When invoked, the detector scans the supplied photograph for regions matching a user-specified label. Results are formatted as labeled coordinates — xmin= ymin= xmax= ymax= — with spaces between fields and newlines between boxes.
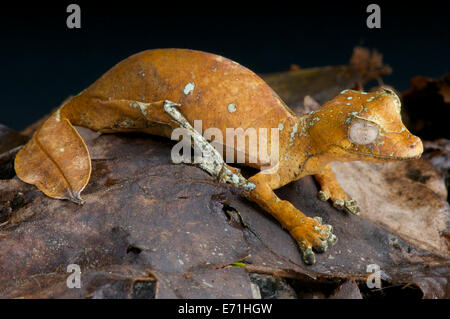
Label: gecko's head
xmin=307 ymin=88 xmax=423 ymax=162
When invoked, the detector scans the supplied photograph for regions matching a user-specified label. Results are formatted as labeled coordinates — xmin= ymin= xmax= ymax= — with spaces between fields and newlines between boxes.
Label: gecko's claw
xmin=328 ymin=233 xmax=338 ymax=245
xmin=313 ymin=216 xmax=323 ymax=224
xmin=302 ymin=248 xmax=316 ymax=265
xmin=332 ymin=199 xmax=345 ymax=210
xmin=317 ymin=190 xmax=330 ymax=202
xmin=344 ymin=199 xmax=360 ymax=216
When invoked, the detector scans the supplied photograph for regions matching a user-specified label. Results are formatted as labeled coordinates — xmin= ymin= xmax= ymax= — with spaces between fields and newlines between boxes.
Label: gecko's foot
xmin=318 ymin=190 xmax=360 ymax=216
xmin=290 ymin=217 xmax=338 ymax=265
xmin=333 ymin=198 xmax=360 ymax=216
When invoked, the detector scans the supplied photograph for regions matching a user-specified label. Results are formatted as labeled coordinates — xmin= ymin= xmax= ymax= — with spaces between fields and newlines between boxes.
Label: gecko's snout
xmin=398 ymin=135 xmax=423 ymax=159
xmin=411 ymin=137 xmax=424 ymax=155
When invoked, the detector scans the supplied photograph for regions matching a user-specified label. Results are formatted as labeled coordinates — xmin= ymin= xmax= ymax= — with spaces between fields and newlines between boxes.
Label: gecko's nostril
xmin=406 ymin=137 xmax=423 ymax=157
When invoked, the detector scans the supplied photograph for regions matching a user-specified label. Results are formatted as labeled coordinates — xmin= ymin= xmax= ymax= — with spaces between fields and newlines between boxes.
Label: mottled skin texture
xmin=14 ymin=49 xmax=423 ymax=264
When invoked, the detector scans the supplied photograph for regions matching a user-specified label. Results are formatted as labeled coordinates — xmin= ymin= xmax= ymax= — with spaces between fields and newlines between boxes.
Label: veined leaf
xmin=14 ymin=112 xmax=91 ymax=204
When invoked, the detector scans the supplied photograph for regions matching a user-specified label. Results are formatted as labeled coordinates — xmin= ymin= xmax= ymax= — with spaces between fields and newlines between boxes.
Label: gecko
xmin=14 ymin=49 xmax=423 ymax=264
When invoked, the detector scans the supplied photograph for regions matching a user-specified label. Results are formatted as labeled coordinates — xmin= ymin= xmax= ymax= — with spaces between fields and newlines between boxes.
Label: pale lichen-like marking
xmin=275 ymin=99 xmax=285 ymax=109
xmin=345 ymin=117 xmax=352 ymax=125
xmin=117 ymin=117 xmax=135 ymax=128
xmin=289 ymin=123 xmax=298 ymax=145
xmin=230 ymin=60 xmax=241 ymax=69
xmin=298 ymin=117 xmax=308 ymax=137
xmin=129 ymin=101 xmax=150 ymax=116
xmin=278 ymin=123 xmax=284 ymax=131
xmin=227 ymin=103 xmax=237 ymax=113
xmin=382 ymin=126 xmax=408 ymax=134
xmin=183 ymin=82 xmax=195 ymax=95
xmin=55 ymin=109 xmax=61 ymax=122
xmin=136 ymin=102 xmax=150 ymax=116
xmin=392 ymin=96 xmax=401 ymax=113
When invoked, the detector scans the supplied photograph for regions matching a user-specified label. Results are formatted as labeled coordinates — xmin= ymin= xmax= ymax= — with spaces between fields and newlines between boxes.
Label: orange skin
xmin=14 ymin=49 xmax=423 ymax=264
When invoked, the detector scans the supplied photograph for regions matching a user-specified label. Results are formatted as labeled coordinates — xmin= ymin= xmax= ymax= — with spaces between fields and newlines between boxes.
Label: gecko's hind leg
xmin=314 ymin=164 xmax=360 ymax=216
xmin=163 ymin=101 xmax=256 ymax=192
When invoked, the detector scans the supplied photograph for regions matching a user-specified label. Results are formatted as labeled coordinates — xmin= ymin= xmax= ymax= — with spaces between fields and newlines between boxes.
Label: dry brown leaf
xmin=349 ymin=46 xmax=392 ymax=84
xmin=15 ymin=114 xmax=91 ymax=204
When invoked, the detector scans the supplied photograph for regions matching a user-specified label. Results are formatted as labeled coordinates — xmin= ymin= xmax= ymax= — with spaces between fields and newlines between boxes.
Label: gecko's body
xmin=14 ymin=49 xmax=423 ymax=264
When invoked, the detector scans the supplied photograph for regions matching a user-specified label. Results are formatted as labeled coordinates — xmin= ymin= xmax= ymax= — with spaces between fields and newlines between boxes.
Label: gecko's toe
xmin=302 ymin=248 xmax=316 ymax=265
xmin=313 ymin=239 xmax=329 ymax=253
xmin=344 ymin=199 xmax=360 ymax=216
xmin=317 ymin=223 xmax=338 ymax=250
xmin=328 ymin=233 xmax=338 ymax=245
xmin=331 ymin=198 xmax=360 ymax=216
xmin=317 ymin=190 xmax=330 ymax=202
xmin=296 ymin=239 xmax=319 ymax=264
xmin=332 ymin=199 xmax=345 ymax=210
xmin=311 ymin=220 xmax=336 ymax=253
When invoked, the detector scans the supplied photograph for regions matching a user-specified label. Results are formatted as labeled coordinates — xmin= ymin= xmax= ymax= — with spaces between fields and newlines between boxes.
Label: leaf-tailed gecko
xmin=14 ymin=49 xmax=423 ymax=264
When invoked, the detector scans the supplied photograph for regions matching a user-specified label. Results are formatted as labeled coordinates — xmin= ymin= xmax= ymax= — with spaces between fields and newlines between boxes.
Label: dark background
xmin=1 ymin=1 xmax=449 ymax=131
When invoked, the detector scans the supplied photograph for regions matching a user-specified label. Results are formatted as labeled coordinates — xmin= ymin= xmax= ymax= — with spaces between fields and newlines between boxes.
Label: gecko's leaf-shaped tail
xmin=14 ymin=111 xmax=91 ymax=204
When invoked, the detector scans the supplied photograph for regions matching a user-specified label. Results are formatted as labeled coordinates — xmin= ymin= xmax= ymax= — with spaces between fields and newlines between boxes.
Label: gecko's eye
xmin=348 ymin=118 xmax=379 ymax=145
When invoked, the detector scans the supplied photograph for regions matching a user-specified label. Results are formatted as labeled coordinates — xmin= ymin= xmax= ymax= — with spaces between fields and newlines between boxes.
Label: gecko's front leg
xmin=248 ymin=172 xmax=337 ymax=264
xmin=162 ymin=103 xmax=336 ymax=264
xmin=314 ymin=164 xmax=360 ymax=215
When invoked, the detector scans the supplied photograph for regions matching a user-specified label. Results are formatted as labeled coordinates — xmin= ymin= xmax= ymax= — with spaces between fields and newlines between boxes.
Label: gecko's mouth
xmin=334 ymin=145 xmax=422 ymax=161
